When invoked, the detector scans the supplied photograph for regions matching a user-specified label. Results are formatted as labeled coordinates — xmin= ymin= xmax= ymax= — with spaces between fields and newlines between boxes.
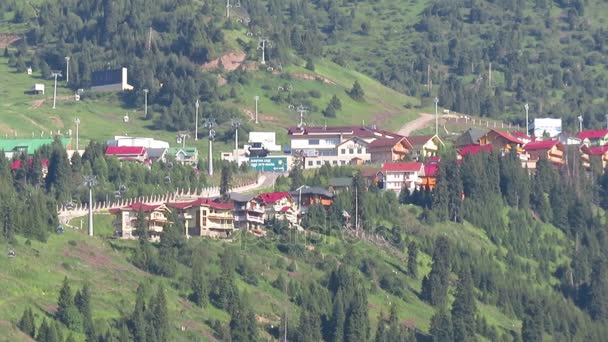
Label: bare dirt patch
xmin=0 ymin=34 xmax=20 ymax=48
xmin=242 ymin=108 xmax=279 ymax=123
xmin=48 ymin=116 xmax=64 ymax=128
xmin=292 ymin=72 xmax=335 ymax=85
xmin=202 ymin=52 xmax=247 ymax=71
xmin=30 ymin=99 xmax=45 ymax=109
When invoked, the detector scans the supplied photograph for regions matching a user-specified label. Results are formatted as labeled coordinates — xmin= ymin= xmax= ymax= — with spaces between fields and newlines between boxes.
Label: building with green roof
xmin=0 ymin=137 xmax=72 ymax=158
xmin=167 ymin=147 xmax=198 ymax=166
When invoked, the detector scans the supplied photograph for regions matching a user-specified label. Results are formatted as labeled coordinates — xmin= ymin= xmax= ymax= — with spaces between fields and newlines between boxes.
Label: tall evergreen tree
xmin=18 ymin=307 xmax=36 ymax=337
xmin=151 ymin=286 xmax=170 ymax=342
xmin=219 ymin=164 xmax=232 ymax=198
xmin=422 ymin=236 xmax=451 ymax=307
xmin=588 ymin=261 xmax=608 ymax=320
xmin=344 ymin=286 xmax=369 ymax=342
xmin=521 ymin=299 xmax=543 ymax=342
xmin=131 ymin=283 xmax=147 ymax=342
xmin=229 ymin=293 xmax=258 ymax=342
xmin=429 ymin=309 xmax=454 ymax=342
xmin=407 ymin=241 xmax=418 ymax=278
xmin=451 ymin=268 xmax=477 ymax=342
xmin=191 ymin=253 xmax=209 ymax=307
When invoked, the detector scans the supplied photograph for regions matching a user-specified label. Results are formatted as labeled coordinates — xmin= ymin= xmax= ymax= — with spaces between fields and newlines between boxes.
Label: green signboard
xmin=249 ymin=157 xmax=288 ymax=172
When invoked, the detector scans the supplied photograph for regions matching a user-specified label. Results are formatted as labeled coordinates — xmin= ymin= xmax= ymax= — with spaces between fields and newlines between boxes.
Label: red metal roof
xmin=127 ymin=202 xmax=164 ymax=212
xmin=368 ymin=136 xmax=411 ymax=149
xmin=258 ymin=192 xmax=291 ymax=204
xmin=576 ymin=130 xmax=608 ymax=140
xmin=424 ymin=163 xmax=439 ymax=177
xmin=11 ymin=158 xmax=49 ymax=171
xmin=523 ymin=140 xmax=560 ymax=151
xmin=490 ymin=129 xmax=523 ymax=144
xmin=105 ymin=146 xmax=146 ymax=155
xmin=167 ymin=198 xmax=234 ymax=210
xmin=583 ymin=145 xmax=608 ymax=156
xmin=405 ymin=135 xmax=434 ymax=146
xmin=458 ymin=144 xmax=493 ymax=156
xmin=382 ymin=162 xmax=424 ymax=172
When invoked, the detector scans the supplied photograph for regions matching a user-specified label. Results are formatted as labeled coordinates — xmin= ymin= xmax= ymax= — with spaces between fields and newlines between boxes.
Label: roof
xmin=168 ymin=147 xmax=197 ymax=157
xmin=360 ymin=168 xmax=381 ymax=178
xmin=105 ymin=146 xmax=146 ymax=155
xmin=257 ymin=192 xmax=291 ymax=204
xmin=287 ymin=126 xmax=400 ymax=140
xmin=147 ymin=147 xmax=167 ymax=159
xmin=167 ymin=198 xmax=234 ymax=210
xmin=511 ymin=132 xmax=535 ymax=140
xmin=229 ymin=192 xmax=256 ymax=202
xmin=114 ymin=202 xmax=166 ymax=213
xmin=381 ymin=162 xmax=424 ymax=173
xmin=11 ymin=158 xmax=49 ymax=171
xmin=582 ymin=145 xmax=608 ymax=156
xmin=459 ymin=144 xmax=493 ymax=156
xmin=280 ymin=206 xmax=292 ymax=212
xmin=424 ymin=163 xmax=439 ymax=177
xmin=0 ymin=138 xmax=72 ymax=154
xmin=291 ymin=187 xmax=334 ymax=198
xmin=523 ymin=140 xmax=561 ymax=151
xmin=488 ymin=129 xmax=523 ymax=144
xmin=368 ymin=136 xmax=411 ymax=149
xmin=405 ymin=135 xmax=435 ymax=146
xmin=329 ymin=177 xmax=353 ymax=187
xmin=91 ymin=68 xmax=124 ymax=87
xmin=576 ymin=130 xmax=608 ymax=140
xmin=455 ymin=128 xmax=489 ymax=147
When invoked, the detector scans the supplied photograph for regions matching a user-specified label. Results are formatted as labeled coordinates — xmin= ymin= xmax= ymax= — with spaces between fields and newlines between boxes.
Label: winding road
xmin=398 ymin=113 xmax=435 ymax=136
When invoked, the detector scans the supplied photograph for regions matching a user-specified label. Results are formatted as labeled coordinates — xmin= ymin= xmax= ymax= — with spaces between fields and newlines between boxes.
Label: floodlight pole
xmin=204 ymin=118 xmax=217 ymax=176
xmin=231 ymin=118 xmax=241 ymax=160
xmin=51 ymin=71 xmax=62 ymax=109
xmin=65 ymin=57 xmax=70 ymax=84
xmin=226 ymin=0 xmax=232 ymax=18
xmin=84 ymin=176 xmax=97 ymax=237
xmin=605 ymin=114 xmax=608 ymax=130
xmin=258 ymin=39 xmax=268 ymax=65
xmin=578 ymin=116 xmax=583 ymax=133
xmin=143 ymin=88 xmax=149 ymax=118
xmin=434 ymin=97 xmax=439 ymax=137
xmin=195 ymin=99 xmax=199 ymax=140
xmin=75 ymin=118 xmax=80 ymax=150
xmin=255 ymin=96 xmax=260 ymax=124
xmin=524 ymin=103 xmax=529 ymax=136
xmin=296 ymin=105 xmax=308 ymax=128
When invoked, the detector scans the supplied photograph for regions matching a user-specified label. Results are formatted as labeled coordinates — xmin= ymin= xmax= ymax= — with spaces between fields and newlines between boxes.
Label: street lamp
xmin=143 ymin=88 xmax=149 ymax=118
xmin=195 ymin=99 xmax=200 ymax=141
xmin=204 ymin=118 xmax=217 ymax=176
xmin=65 ymin=57 xmax=70 ymax=84
xmin=434 ymin=97 xmax=439 ymax=137
xmin=74 ymin=118 xmax=80 ymax=150
xmin=524 ymin=103 xmax=529 ymax=136
xmin=84 ymin=175 xmax=98 ymax=237
xmin=255 ymin=96 xmax=260 ymax=124
xmin=51 ymin=71 xmax=62 ymax=109
xmin=231 ymin=118 xmax=241 ymax=160
xmin=578 ymin=115 xmax=583 ymax=133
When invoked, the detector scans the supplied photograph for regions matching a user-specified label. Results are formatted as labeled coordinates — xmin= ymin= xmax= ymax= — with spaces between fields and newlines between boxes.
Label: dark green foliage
xmin=348 ymin=81 xmax=365 ymax=101
xmin=422 ymin=236 xmax=451 ymax=307
xmin=305 ymin=57 xmax=315 ymax=71
xmin=18 ymin=307 xmax=36 ymax=337
xmin=220 ymin=164 xmax=232 ymax=198
xmin=521 ymin=299 xmax=543 ymax=342
xmin=323 ymin=95 xmax=342 ymax=117
xmin=451 ymin=269 xmax=477 ymax=342
xmin=190 ymin=253 xmax=209 ymax=307
xmin=430 ymin=309 xmax=453 ymax=342
xmin=587 ymin=261 xmax=608 ymax=320
xmin=151 ymin=286 xmax=170 ymax=342
xmin=229 ymin=293 xmax=258 ymax=342
xmin=56 ymin=277 xmax=83 ymax=331
xmin=407 ymin=241 xmax=418 ymax=278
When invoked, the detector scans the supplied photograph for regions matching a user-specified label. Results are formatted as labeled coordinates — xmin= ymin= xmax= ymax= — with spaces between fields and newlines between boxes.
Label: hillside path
xmin=398 ymin=113 xmax=434 ymax=136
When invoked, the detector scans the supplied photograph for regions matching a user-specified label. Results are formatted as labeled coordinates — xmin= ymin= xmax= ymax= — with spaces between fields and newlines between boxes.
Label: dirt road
xmin=398 ymin=113 xmax=434 ymax=136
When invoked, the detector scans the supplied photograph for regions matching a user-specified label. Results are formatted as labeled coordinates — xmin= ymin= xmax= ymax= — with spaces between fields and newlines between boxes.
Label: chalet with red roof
xmin=378 ymin=162 xmax=425 ymax=193
xmin=110 ymin=203 xmax=170 ymax=241
xmin=257 ymin=191 xmax=298 ymax=226
xmin=105 ymin=146 xmax=148 ymax=163
xmin=404 ymin=135 xmax=443 ymax=160
xmin=422 ymin=157 xmax=440 ymax=190
xmin=11 ymin=158 xmax=49 ymax=178
xmin=576 ymin=130 xmax=608 ymax=147
xmin=457 ymin=144 xmax=493 ymax=163
xmin=368 ymin=136 xmax=411 ymax=163
xmin=580 ymin=145 xmax=608 ymax=169
xmin=479 ymin=129 xmax=524 ymax=152
xmin=522 ymin=140 xmax=566 ymax=169
xmin=166 ymin=198 xmax=234 ymax=238
xmin=230 ymin=193 xmax=266 ymax=235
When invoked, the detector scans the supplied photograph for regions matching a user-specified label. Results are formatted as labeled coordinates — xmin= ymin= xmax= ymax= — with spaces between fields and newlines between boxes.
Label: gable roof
xmin=523 ymin=140 xmax=561 ymax=151
xmin=229 ymin=192 xmax=256 ymax=202
xmin=167 ymin=198 xmax=234 ymax=210
xmin=11 ymin=158 xmax=49 ymax=171
xmin=382 ymin=162 xmax=424 ymax=173
xmin=582 ymin=145 xmax=608 ymax=156
xmin=576 ymin=130 xmax=608 ymax=140
xmin=368 ymin=136 xmax=411 ymax=149
xmin=424 ymin=163 xmax=439 ymax=177
xmin=0 ymin=138 xmax=72 ymax=154
xmin=404 ymin=135 xmax=440 ymax=147
xmin=360 ymin=167 xmax=381 ymax=178
xmin=336 ymin=136 xmax=369 ymax=147
xmin=257 ymin=192 xmax=291 ymax=204
xmin=168 ymin=147 xmax=197 ymax=157
xmin=458 ymin=144 xmax=493 ymax=156
xmin=488 ymin=129 xmax=524 ymax=144
xmin=105 ymin=146 xmax=146 ymax=155
xmin=291 ymin=187 xmax=334 ymax=198
xmin=455 ymin=128 xmax=489 ymax=147
xmin=114 ymin=202 xmax=167 ymax=213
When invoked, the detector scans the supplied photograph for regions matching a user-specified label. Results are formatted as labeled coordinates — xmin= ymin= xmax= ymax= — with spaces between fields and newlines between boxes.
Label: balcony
xmin=247 ymin=206 xmax=265 ymax=214
xmin=234 ymin=214 xmax=264 ymax=224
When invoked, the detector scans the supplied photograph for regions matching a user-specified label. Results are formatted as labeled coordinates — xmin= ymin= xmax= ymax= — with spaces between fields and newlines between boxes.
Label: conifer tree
xmin=57 ymin=277 xmax=82 ymax=330
xmin=18 ymin=307 xmax=36 ymax=337
xmin=588 ymin=261 xmax=608 ymax=320
xmin=430 ymin=309 xmax=453 ymax=342
xmin=131 ymin=284 xmax=147 ymax=342
xmin=348 ymin=80 xmax=365 ymax=100
xmin=521 ymin=299 xmax=543 ymax=342
xmin=422 ymin=236 xmax=451 ymax=306
xmin=329 ymin=289 xmax=346 ymax=342
xmin=345 ymin=286 xmax=369 ymax=342
xmin=229 ymin=293 xmax=258 ymax=342
xmin=219 ymin=164 xmax=232 ymax=198
xmin=191 ymin=253 xmax=209 ymax=307
xmin=151 ymin=286 xmax=170 ymax=342
xmin=451 ymin=268 xmax=477 ymax=342
xmin=407 ymin=241 xmax=418 ymax=278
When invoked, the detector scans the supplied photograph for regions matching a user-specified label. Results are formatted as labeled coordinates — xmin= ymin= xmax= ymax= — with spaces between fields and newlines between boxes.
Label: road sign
xmin=249 ymin=157 xmax=288 ymax=172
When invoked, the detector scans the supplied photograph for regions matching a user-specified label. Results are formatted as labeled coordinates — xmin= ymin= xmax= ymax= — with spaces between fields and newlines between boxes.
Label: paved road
xmin=398 ymin=113 xmax=435 ymax=136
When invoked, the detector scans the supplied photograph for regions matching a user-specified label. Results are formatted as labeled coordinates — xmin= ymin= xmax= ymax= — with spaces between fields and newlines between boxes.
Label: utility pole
xmin=65 ymin=57 xmax=70 ymax=84
xmin=258 ymin=38 xmax=269 ymax=65
xmin=231 ymin=118 xmax=241 ymax=161
xmin=578 ymin=115 xmax=583 ymax=133
xmin=84 ymin=176 xmax=97 ymax=237
xmin=488 ymin=62 xmax=492 ymax=87
xmin=254 ymin=96 xmax=260 ymax=124
xmin=605 ymin=114 xmax=608 ymax=130
xmin=51 ymin=71 xmax=62 ymax=109
xmin=524 ymin=103 xmax=529 ymax=136
xmin=226 ymin=0 xmax=232 ymax=18
xmin=296 ymin=105 xmax=308 ymax=128
xmin=143 ymin=88 xmax=149 ymax=119
xmin=74 ymin=118 xmax=80 ymax=151
xmin=195 ymin=99 xmax=200 ymax=140
xmin=204 ymin=117 xmax=217 ymax=176
xmin=434 ymin=97 xmax=439 ymax=137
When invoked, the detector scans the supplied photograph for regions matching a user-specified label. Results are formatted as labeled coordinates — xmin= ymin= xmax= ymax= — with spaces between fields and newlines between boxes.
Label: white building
xmin=246 ymin=132 xmax=282 ymax=152
xmin=378 ymin=162 xmax=425 ymax=193
xmin=107 ymin=136 xmax=170 ymax=149
xmin=531 ymin=118 xmax=562 ymax=138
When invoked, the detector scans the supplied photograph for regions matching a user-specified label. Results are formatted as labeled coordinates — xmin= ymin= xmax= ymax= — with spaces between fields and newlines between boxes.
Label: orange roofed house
xmin=422 ymin=157 xmax=440 ymax=190
xmin=378 ymin=162 xmax=425 ymax=193
xmin=110 ymin=203 xmax=170 ymax=241
xmin=166 ymin=198 xmax=234 ymax=238
xmin=479 ymin=129 xmax=524 ymax=153
xmin=580 ymin=145 xmax=608 ymax=170
xmin=522 ymin=140 xmax=566 ymax=170
xmin=368 ymin=136 xmax=411 ymax=164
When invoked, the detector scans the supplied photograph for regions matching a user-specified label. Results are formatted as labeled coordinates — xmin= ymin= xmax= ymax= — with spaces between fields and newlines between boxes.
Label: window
xmin=340 ymin=161 xmax=346 ymax=165
xmin=357 ymin=148 xmax=362 ymax=154
xmin=316 ymin=160 xmax=321 ymax=165
xmin=308 ymin=161 xmax=313 ymax=166
xmin=309 ymin=139 xmax=320 ymax=145
xmin=341 ymin=148 xmax=346 ymax=154
xmin=332 ymin=160 xmax=338 ymax=165
xmin=349 ymin=148 xmax=354 ymax=154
